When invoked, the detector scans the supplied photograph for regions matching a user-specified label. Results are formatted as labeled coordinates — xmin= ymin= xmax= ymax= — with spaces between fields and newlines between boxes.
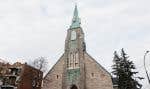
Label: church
xmin=42 ymin=5 xmax=114 ymax=89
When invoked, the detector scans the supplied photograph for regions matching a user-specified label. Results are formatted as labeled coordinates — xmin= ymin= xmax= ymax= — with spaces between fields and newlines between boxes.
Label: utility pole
xmin=144 ymin=51 xmax=150 ymax=84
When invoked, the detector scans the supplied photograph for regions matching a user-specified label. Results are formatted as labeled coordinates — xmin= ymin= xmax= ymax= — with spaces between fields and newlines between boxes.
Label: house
xmin=0 ymin=62 xmax=43 ymax=89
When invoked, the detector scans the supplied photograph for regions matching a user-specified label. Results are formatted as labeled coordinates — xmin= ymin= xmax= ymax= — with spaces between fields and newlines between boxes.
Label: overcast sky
xmin=0 ymin=0 xmax=150 ymax=88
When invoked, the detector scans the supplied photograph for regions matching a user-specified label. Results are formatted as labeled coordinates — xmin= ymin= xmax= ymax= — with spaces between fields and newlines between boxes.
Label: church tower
xmin=42 ymin=5 xmax=114 ymax=89
xmin=62 ymin=5 xmax=86 ymax=89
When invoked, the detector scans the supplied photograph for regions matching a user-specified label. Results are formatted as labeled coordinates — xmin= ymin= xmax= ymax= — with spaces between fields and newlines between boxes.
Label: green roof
xmin=70 ymin=5 xmax=81 ymax=29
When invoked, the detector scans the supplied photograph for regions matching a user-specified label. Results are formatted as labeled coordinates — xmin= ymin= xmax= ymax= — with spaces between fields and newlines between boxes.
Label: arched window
xmin=71 ymin=85 xmax=78 ymax=89
xmin=75 ymin=52 xmax=79 ymax=67
xmin=56 ymin=75 xmax=59 ymax=79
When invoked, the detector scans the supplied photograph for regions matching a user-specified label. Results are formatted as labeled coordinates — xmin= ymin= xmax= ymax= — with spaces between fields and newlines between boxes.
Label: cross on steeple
xmin=70 ymin=4 xmax=81 ymax=29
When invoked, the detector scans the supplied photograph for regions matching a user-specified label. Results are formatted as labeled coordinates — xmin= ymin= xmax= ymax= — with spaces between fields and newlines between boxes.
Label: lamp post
xmin=144 ymin=51 xmax=150 ymax=84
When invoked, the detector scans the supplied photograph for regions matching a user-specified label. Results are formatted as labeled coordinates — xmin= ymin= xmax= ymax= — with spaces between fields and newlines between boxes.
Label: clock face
xmin=71 ymin=31 xmax=77 ymax=40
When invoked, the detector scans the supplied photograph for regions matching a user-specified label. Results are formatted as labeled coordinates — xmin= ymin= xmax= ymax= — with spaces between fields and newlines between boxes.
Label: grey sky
xmin=0 ymin=0 xmax=150 ymax=88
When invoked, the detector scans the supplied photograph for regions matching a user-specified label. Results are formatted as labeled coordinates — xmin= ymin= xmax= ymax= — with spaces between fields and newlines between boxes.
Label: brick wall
xmin=18 ymin=64 xmax=43 ymax=89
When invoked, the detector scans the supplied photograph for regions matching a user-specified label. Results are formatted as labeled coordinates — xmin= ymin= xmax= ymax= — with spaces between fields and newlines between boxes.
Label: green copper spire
xmin=70 ymin=5 xmax=81 ymax=29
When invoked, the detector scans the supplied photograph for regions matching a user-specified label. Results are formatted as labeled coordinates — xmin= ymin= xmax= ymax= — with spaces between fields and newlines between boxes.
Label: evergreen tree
xmin=112 ymin=48 xmax=143 ymax=89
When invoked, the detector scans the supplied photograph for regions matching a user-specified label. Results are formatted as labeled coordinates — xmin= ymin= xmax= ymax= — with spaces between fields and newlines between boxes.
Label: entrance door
xmin=71 ymin=85 xmax=78 ymax=89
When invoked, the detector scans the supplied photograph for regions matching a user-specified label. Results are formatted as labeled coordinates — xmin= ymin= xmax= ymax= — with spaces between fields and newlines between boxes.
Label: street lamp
xmin=144 ymin=51 xmax=150 ymax=84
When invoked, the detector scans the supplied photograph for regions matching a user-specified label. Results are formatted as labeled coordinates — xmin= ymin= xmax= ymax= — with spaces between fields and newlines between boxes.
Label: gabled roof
xmin=85 ymin=52 xmax=112 ymax=77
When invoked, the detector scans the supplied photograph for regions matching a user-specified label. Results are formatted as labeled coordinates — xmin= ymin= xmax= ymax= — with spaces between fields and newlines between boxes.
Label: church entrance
xmin=70 ymin=85 xmax=78 ymax=89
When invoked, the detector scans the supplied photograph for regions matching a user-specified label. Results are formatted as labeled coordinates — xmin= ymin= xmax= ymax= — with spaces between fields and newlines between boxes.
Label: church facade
xmin=42 ymin=5 xmax=114 ymax=89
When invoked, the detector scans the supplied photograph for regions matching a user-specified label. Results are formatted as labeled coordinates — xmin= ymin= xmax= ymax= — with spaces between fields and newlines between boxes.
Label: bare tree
xmin=32 ymin=57 xmax=48 ymax=73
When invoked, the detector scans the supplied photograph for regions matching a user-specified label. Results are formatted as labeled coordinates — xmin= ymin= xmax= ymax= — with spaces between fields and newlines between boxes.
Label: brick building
xmin=42 ymin=5 xmax=114 ymax=89
xmin=0 ymin=62 xmax=43 ymax=89
xmin=0 ymin=61 xmax=11 ymax=86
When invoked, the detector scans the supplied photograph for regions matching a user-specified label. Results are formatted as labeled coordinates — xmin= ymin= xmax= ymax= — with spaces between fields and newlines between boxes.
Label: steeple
xmin=70 ymin=5 xmax=81 ymax=29
xmin=65 ymin=4 xmax=86 ymax=53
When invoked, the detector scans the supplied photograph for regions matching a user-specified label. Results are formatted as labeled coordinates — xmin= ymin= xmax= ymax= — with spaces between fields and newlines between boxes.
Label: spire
xmin=70 ymin=4 xmax=81 ymax=29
